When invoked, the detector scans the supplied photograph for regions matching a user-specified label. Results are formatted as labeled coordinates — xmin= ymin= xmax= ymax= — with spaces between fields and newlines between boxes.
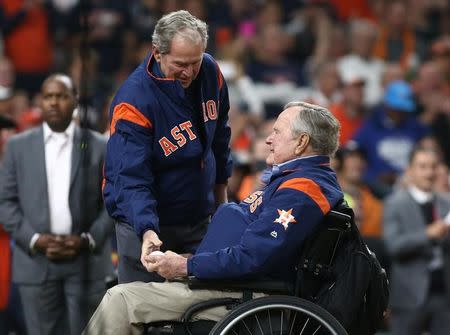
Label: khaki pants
xmin=82 ymin=281 xmax=265 ymax=335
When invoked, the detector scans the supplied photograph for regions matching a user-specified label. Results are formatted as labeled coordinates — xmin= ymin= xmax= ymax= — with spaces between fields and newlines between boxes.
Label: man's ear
xmin=295 ymin=133 xmax=310 ymax=155
xmin=152 ymin=46 xmax=161 ymax=63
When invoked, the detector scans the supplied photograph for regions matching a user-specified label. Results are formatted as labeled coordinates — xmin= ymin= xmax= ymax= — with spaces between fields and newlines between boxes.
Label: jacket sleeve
xmin=187 ymin=187 xmax=327 ymax=279
xmin=382 ymin=194 xmax=430 ymax=259
xmin=212 ymin=66 xmax=232 ymax=184
xmin=87 ymin=136 xmax=115 ymax=252
xmin=0 ymin=138 xmax=36 ymax=251
xmin=103 ymin=102 xmax=158 ymax=238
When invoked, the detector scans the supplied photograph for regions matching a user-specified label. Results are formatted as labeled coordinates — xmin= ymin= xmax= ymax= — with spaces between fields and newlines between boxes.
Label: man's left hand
xmin=64 ymin=235 xmax=89 ymax=253
xmin=144 ymin=251 xmax=188 ymax=280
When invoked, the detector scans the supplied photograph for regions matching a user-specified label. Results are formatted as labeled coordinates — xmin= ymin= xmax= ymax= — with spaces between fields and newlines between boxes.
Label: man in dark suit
xmin=383 ymin=146 xmax=450 ymax=335
xmin=0 ymin=74 xmax=114 ymax=335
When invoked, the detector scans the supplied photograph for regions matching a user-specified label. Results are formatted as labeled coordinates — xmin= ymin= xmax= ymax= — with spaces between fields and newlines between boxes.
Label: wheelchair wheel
xmin=209 ymin=296 xmax=348 ymax=335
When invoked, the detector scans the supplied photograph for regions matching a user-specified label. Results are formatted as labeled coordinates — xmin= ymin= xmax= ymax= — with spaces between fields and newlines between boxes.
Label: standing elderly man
xmin=0 ymin=74 xmax=114 ymax=335
xmin=83 ymin=102 xmax=343 ymax=335
xmin=103 ymin=10 xmax=233 ymax=284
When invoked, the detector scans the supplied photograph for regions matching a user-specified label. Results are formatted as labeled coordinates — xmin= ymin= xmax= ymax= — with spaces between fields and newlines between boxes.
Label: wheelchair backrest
xmin=294 ymin=202 xmax=353 ymax=296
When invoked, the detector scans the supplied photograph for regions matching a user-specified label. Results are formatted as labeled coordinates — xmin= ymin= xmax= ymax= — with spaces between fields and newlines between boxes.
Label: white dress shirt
xmin=30 ymin=122 xmax=75 ymax=250
xmin=44 ymin=121 xmax=74 ymax=235
xmin=408 ymin=185 xmax=443 ymax=270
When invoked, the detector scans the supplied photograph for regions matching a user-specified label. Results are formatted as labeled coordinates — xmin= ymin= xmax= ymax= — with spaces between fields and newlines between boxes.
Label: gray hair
xmin=152 ymin=10 xmax=208 ymax=54
xmin=284 ymin=101 xmax=340 ymax=156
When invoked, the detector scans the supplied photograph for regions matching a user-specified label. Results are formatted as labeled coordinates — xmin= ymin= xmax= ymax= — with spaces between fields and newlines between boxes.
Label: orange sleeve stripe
xmin=215 ymin=63 xmax=223 ymax=90
xmin=110 ymin=103 xmax=152 ymax=135
xmin=278 ymin=178 xmax=331 ymax=214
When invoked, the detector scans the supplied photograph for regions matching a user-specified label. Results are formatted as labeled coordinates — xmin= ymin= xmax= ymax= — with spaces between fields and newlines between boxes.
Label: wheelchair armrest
xmin=185 ymin=276 xmax=294 ymax=295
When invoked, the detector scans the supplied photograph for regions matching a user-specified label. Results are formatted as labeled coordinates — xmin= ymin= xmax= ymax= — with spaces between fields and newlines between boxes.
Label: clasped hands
xmin=35 ymin=234 xmax=89 ymax=261
xmin=140 ymin=230 xmax=188 ymax=280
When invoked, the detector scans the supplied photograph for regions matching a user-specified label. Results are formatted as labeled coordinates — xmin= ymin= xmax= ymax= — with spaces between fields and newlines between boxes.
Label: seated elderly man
xmin=83 ymin=101 xmax=343 ymax=335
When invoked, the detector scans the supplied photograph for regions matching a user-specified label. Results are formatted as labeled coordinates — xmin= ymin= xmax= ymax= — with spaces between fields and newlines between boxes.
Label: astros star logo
xmin=274 ymin=209 xmax=296 ymax=230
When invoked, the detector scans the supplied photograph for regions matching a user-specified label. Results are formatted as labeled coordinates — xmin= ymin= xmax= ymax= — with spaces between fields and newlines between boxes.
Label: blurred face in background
xmin=259 ymin=24 xmax=288 ymax=61
xmin=351 ymin=23 xmax=377 ymax=59
xmin=317 ymin=63 xmax=340 ymax=98
xmin=342 ymin=81 xmax=365 ymax=111
xmin=408 ymin=150 xmax=439 ymax=192
xmin=386 ymin=2 xmax=407 ymax=31
xmin=340 ymin=152 xmax=367 ymax=184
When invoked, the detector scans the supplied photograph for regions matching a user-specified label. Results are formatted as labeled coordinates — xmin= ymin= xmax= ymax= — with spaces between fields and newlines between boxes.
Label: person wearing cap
xmin=352 ymin=80 xmax=429 ymax=196
xmin=329 ymin=70 xmax=366 ymax=145
xmin=337 ymin=19 xmax=385 ymax=108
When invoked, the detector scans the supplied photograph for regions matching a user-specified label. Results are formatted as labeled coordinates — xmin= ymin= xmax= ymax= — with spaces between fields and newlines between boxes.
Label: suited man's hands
xmin=35 ymin=234 xmax=89 ymax=260
xmin=426 ymin=220 xmax=450 ymax=240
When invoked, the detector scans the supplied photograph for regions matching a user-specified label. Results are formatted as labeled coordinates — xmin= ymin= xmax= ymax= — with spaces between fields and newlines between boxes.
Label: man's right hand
xmin=426 ymin=220 xmax=450 ymax=240
xmin=140 ymin=230 xmax=163 ymax=271
xmin=35 ymin=235 xmax=78 ymax=261
xmin=34 ymin=234 xmax=59 ymax=254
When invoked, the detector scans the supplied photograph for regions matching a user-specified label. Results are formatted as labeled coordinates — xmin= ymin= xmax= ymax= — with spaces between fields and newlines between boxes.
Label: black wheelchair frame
xmin=145 ymin=207 xmax=353 ymax=335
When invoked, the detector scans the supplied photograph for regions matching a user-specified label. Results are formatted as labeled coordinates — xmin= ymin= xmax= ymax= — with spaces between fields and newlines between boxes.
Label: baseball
xmin=150 ymin=251 xmax=165 ymax=256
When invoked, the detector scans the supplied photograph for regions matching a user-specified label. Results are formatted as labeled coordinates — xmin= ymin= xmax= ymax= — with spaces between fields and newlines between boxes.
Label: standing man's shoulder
xmin=202 ymin=53 xmax=218 ymax=67
xmin=5 ymin=126 xmax=42 ymax=149
xmin=384 ymin=188 xmax=410 ymax=206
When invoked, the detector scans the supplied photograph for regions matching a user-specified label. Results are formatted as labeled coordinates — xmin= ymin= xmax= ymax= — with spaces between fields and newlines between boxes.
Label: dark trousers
xmin=116 ymin=218 xmax=209 ymax=284
xmin=390 ymin=294 xmax=450 ymax=335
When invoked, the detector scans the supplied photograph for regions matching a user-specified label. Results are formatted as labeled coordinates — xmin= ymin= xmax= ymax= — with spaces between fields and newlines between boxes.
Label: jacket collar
xmin=261 ymin=155 xmax=331 ymax=184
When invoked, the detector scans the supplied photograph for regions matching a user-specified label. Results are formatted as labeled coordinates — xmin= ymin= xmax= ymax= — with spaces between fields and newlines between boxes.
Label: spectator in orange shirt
xmin=0 ymin=0 xmax=53 ymax=97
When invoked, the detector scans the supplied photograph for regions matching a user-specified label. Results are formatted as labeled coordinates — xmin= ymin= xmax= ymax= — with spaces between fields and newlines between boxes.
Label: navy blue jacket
xmin=188 ymin=156 xmax=343 ymax=282
xmin=352 ymin=106 xmax=429 ymax=183
xmin=103 ymin=53 xmax=232 ymax=238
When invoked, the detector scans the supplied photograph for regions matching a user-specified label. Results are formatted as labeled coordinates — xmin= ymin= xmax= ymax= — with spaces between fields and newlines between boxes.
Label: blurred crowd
xmin=1 ymin=0 xmax=450 ymax=334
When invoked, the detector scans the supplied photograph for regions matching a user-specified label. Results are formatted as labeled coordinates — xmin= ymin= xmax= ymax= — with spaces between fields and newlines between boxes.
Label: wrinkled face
xmin=155 ymin=32 xmax=204 ymax=88
xmin=41 ymin=78 xmax=76 ymax=132
xmin=265 ymin=107 xmax=300 ymax=165
xmin=408 ymin=151 xmax=438 ymax=192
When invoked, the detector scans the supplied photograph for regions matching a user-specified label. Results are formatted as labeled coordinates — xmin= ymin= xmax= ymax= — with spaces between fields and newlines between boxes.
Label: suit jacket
xmin=383 ymin=189 xmax=450 ymax=309
xmin=0 ymin=125 xmax=114 ymax=284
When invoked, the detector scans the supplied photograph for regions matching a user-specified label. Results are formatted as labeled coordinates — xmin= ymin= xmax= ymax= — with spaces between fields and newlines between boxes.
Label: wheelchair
xmin=145 ymin=208 xmax=353 ymax=335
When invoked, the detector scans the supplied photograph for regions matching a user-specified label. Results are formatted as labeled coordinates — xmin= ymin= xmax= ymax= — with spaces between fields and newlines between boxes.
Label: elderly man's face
xmin=265 ymin=107 xmax=300 ymax=165
xmin=155 ymin=32 xmax=204 ymax=89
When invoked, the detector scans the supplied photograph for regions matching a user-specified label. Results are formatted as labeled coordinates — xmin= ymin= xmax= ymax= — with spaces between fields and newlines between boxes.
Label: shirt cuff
xmin=30 ymin=233 xmax=40 ymax=253
xmin=81 ymin=232 xmax=96 ymax=251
